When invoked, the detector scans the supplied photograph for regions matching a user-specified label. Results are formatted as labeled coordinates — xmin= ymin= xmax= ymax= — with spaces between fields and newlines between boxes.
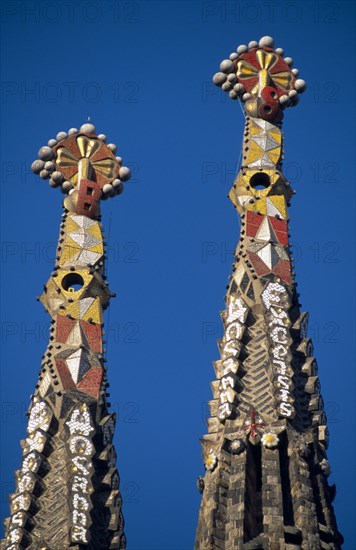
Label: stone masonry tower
xmin=195 ymin=37 xmax=343 ymax=550
xmin=2 ymin=123 xmax=131 ymax=549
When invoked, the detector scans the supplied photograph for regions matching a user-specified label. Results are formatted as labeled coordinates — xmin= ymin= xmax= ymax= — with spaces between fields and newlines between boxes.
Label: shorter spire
xmin=31 ymin=123 xmax=132 ymax=213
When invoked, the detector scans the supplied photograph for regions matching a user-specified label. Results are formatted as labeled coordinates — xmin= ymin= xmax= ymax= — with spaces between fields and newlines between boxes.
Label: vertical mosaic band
xmin=2 ymin=123 xmax=131 ymax=549
xmin=195 ymin=37 xmax=343 ymax=550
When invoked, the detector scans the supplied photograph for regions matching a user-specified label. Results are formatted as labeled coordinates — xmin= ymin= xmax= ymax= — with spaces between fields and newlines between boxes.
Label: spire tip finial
xmin=31 ymin=124 xmax=132 ymax=203
xmin=213 ymin=36 xmax=306 ymax=121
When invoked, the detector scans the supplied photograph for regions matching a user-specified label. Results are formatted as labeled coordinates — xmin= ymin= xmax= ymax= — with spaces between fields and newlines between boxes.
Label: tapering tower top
xmin=3 ymin=122 xmax=131 ymax=548
xmin=31 ymin=122 xmax=131 ymax=218
xmin=213 ymin=36 xmax=306 ymax=123
xmin=195 ymin=36 xmax=342 ymax=550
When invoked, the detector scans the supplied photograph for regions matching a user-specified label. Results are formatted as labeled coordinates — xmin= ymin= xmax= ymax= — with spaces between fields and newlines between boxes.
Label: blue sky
xmin=0 ymin=1 xmax=355 ymax=548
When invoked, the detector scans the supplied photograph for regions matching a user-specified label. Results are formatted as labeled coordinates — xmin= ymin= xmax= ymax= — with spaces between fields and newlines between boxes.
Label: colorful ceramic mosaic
xmin=196 ymin=37 xmax=343 ymax=550
xmin=2 ymin=123 xmax=130 ymax=549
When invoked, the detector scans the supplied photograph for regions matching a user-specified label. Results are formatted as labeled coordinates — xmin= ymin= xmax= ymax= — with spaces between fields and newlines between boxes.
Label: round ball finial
xmin=295 ymin=79 xmax=306 ymax=92
xmin=119 ymin=167 xmax=131 ymax=182
xmin=102 ymin=184 xmax=114 ymax=197
xmin=51 ymin=171 xmax=64 ymax=184
xmin=62 ymin=181 xmax=73 ymax=192
xmin=38 ymin=146 xmax=54 ymax=161
xmin=220 ymin=59 xmax=235 ymax=74
xmin=213 ymin=72 xmax=227 ymax=86
xmin=222 ymin=81 xmax=232 ymax=92
xmin=40 ymin=169 xmax=50 ymax=179
xmin=44 ymin=161 xmax=55 ymax=172
xmin=107 ymin=143 xmax=118 ymax=154
xmin=233 ymin=83 xmax=245 ymax=95
xmin=279 ymin=95 xmax=290 ymax=106
xmin=56 ymin=131 xmax=67 ymax=142
xmin=259 ymin=36 xmax=274 ymax=48
xmin=236 ymin=44 xmax=248 ymax=55
xmin=31 ymin=160 xmax=45 ymax=174
xmin=80 ymin=123 xmax=96 ymax=135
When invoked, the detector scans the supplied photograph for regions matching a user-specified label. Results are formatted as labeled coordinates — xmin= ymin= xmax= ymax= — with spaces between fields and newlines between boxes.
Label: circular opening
xmin=61 ymin=273 xmax=85 ymax=292
xmin=250 ymin=172 xmax=271 ymax=190
xmin=263 ymin=104 xmax=272 ymax=113
xmin=270 ymin=91 xmax=277 ymax=99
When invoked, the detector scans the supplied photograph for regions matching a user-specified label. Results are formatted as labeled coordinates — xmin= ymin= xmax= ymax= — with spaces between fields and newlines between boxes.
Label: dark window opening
xmin=279 ymin=432 xmax=294 ymax=526
xmin=84 ymin=202 xmax=91 ymax=211
xmin=319 ymin=527 xmax=334 ymax=543
xmin=86 ymin=187 xmax=94 ymax=196
xmin=61 ymin=273 xmax=85 ymax=292
xmin=284 ymin=527 xmax=302 ymax=544
xmin=244 ymin=442 xmax=263 ymax=542
xmin=250 ymin=172 xmax=271 ymax=190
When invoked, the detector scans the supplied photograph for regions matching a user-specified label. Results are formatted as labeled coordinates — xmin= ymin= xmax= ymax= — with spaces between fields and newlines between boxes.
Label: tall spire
xmin=195 ymin=37 xmax=343 ymax=549
xmin=2 ymin=123 xmax=131 ymax=549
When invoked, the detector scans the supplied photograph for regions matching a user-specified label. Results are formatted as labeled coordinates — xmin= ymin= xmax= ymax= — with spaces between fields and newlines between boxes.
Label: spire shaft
xmin=196 ymin=37 xmax=342 ymax=550
xmin=2 ymin=124 xmax=131 ymax=549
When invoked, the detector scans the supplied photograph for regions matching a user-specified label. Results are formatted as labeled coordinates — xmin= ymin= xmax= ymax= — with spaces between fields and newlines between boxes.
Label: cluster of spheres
xmin=213 ymin=36 xmax=306 ymax=107
xmin=31 ymin=123 xmax=131 ymax=199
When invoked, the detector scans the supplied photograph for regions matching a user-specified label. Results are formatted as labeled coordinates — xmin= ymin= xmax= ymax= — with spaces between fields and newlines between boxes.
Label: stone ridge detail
xmin=195 ymin=37 xmax=343 ymax=550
